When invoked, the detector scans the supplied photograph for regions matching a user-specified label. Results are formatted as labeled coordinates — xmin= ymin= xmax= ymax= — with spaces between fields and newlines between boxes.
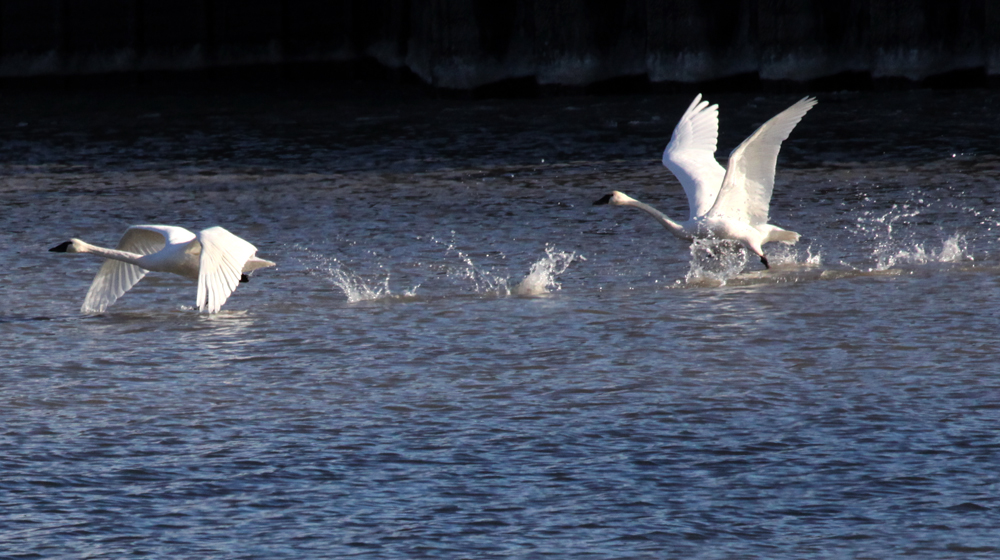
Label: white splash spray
xmin=293 ymin=244 xmax=416 ymax=302
xmin=428 ymin=234 xmax=582 ymax=297
xmin=805 ymin=246 xmax=823 ymax=266
xmin=852 ymin=203 xmax=970 ymax=270
xmin=684 ymin=238 xmax=750 ymax=286
xmin=874 ymin=233 xmax=970 ymax=269
xmin=322 ymin=258 xmax=393 ymax=302
xmin=514 ymin=246 xmax=583 ymax=296
xmin=682 ymin=237 xmax=821 ymax=286
xmin=431 ymin=233 xmax=512 ymax=295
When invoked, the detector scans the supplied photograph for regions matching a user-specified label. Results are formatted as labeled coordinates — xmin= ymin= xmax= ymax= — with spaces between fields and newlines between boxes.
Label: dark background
xmin=0 ymin=0 xmax=995 ymax=93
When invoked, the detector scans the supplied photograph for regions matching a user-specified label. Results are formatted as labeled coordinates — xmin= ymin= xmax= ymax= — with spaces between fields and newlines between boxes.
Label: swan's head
xmin=49 ymin=239 xmax=85 ymax=253
xmin=593 ymin=191 xmax=635 ymax=206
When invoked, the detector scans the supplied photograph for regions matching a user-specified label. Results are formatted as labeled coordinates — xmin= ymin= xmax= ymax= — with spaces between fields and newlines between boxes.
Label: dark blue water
xmin=1 ymin=87 xmax=999 ymax=558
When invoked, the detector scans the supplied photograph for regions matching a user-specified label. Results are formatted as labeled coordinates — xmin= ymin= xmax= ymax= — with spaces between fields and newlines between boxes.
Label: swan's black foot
xmin=240 ymin=274 xmax=250 ymax=283
xmin=760 ymin=255 xmax=770 ymax=269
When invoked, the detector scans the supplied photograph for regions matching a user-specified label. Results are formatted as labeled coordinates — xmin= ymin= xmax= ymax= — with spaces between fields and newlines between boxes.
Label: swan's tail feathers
xmin=239 ymin=258 xmax=273 ymax=284
xmin=243 ymin=256 xmax=275 ymax=273
xmin=772 ymin=229 xmax=801 ymax=245
xmin=758 ymin=224 xmax=801 ymax=245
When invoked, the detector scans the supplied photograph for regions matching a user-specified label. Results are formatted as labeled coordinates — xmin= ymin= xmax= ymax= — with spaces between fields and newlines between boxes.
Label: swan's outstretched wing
xmin=81 ymin=226 xmax=190 ymax=313
xmin=708 ymin=97 xmax=817 ymax=226
xmin=662 ymin=94 xmax=727 ymax=219
xmin=194 ymin=226 xmax=259 ymax=313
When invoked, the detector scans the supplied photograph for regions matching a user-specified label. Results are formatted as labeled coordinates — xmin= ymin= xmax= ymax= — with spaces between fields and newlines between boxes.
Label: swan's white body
xmin=595 ymin=94 xmax=816 ymax=268
xmin=50 ymin=225 xmax=275 ymax=314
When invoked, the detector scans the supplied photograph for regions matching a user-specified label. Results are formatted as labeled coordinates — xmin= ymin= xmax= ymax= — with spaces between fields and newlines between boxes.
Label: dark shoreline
xmin=0 ymin=1 xmax=995 ymax=95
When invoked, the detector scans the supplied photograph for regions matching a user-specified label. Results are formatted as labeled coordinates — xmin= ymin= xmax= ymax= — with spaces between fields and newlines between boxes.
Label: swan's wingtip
xmin=687 ymin=93 xmax=717 ymax=113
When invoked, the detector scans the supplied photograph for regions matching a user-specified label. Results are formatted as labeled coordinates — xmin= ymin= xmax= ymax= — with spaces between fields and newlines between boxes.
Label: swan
xmin=594 ymin=94 xmax=816 ymax=269
xmin=49 ymin=225 xmax=275 ymax=314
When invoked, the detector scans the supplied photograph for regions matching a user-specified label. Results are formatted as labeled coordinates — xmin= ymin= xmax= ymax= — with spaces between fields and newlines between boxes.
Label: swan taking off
xmin=49 ymin=225 xmax=275 ymax=314
xmin=595 ymin=94 xmax=816 ymax=269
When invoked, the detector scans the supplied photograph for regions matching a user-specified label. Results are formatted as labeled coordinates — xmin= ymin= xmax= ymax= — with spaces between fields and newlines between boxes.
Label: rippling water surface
xmin=2 ymin=86 xmax=1000 ymax=558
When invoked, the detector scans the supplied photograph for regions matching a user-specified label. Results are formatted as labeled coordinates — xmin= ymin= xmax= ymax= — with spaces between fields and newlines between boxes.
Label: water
xmin=2 ymin=86 xmax=1000 ymax=558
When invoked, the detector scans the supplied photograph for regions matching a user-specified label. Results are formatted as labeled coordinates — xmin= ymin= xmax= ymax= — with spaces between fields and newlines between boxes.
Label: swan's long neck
xmin=621 ymin=199 xmax=691 ymax=240
xmin=77 ymin=241 xmax=148 ymax=267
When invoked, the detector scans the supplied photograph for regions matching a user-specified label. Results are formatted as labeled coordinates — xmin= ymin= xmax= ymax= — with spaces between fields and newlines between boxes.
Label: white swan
xmin=595 ymin=94 xmax=816 ymax=268
xmin=49 ymin=225 xmax=275 ymax=314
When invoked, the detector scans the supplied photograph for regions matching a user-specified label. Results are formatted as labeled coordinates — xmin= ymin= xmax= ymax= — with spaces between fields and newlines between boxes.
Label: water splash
xmin=514 ymin=246 xmax=583 ymax=296
xmin=874 ymin=233 xmax=970 ymax=270
xmin=429 ymin=233 xmax=513 ymax=295
xmin=852 ymin=203 xmax=971 ymax=270
xmin=683 ymin=239 xmax=749 ymax=285
xmin=324 ymin=259 xmax=393 ymax=302
xmin=937 ymin=235 xmax=967 ymax=263
xmin=805 ymin=246 xmax=823 ymax=266
xmin=682 ymin=237 xmax=821 ymax=286
xmin=425 ymin=235 xmax=582 ymax=297
xmin=293 ymin=244 xmax=414 ymax=303
xmin=858 ymin=203 xmax=922 ymax=269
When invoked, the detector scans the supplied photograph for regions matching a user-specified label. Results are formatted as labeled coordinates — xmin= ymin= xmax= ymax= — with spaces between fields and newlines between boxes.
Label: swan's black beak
xmin=240 ymin=274 xmax=250 ymax=283
xmin=49 ymin=241 xmax=71 ymax=252
xmin=593 ymin=194 xmax=612 ymax=206
xmin=760 ymin=255 xmax=770 ymax=269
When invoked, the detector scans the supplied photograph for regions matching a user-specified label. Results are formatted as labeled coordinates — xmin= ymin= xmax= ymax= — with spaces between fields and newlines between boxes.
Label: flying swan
xmin=49 ymin=225 xmax=275 ymax=314
xmin=595 ymin=94 xmax=816 ymax=268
